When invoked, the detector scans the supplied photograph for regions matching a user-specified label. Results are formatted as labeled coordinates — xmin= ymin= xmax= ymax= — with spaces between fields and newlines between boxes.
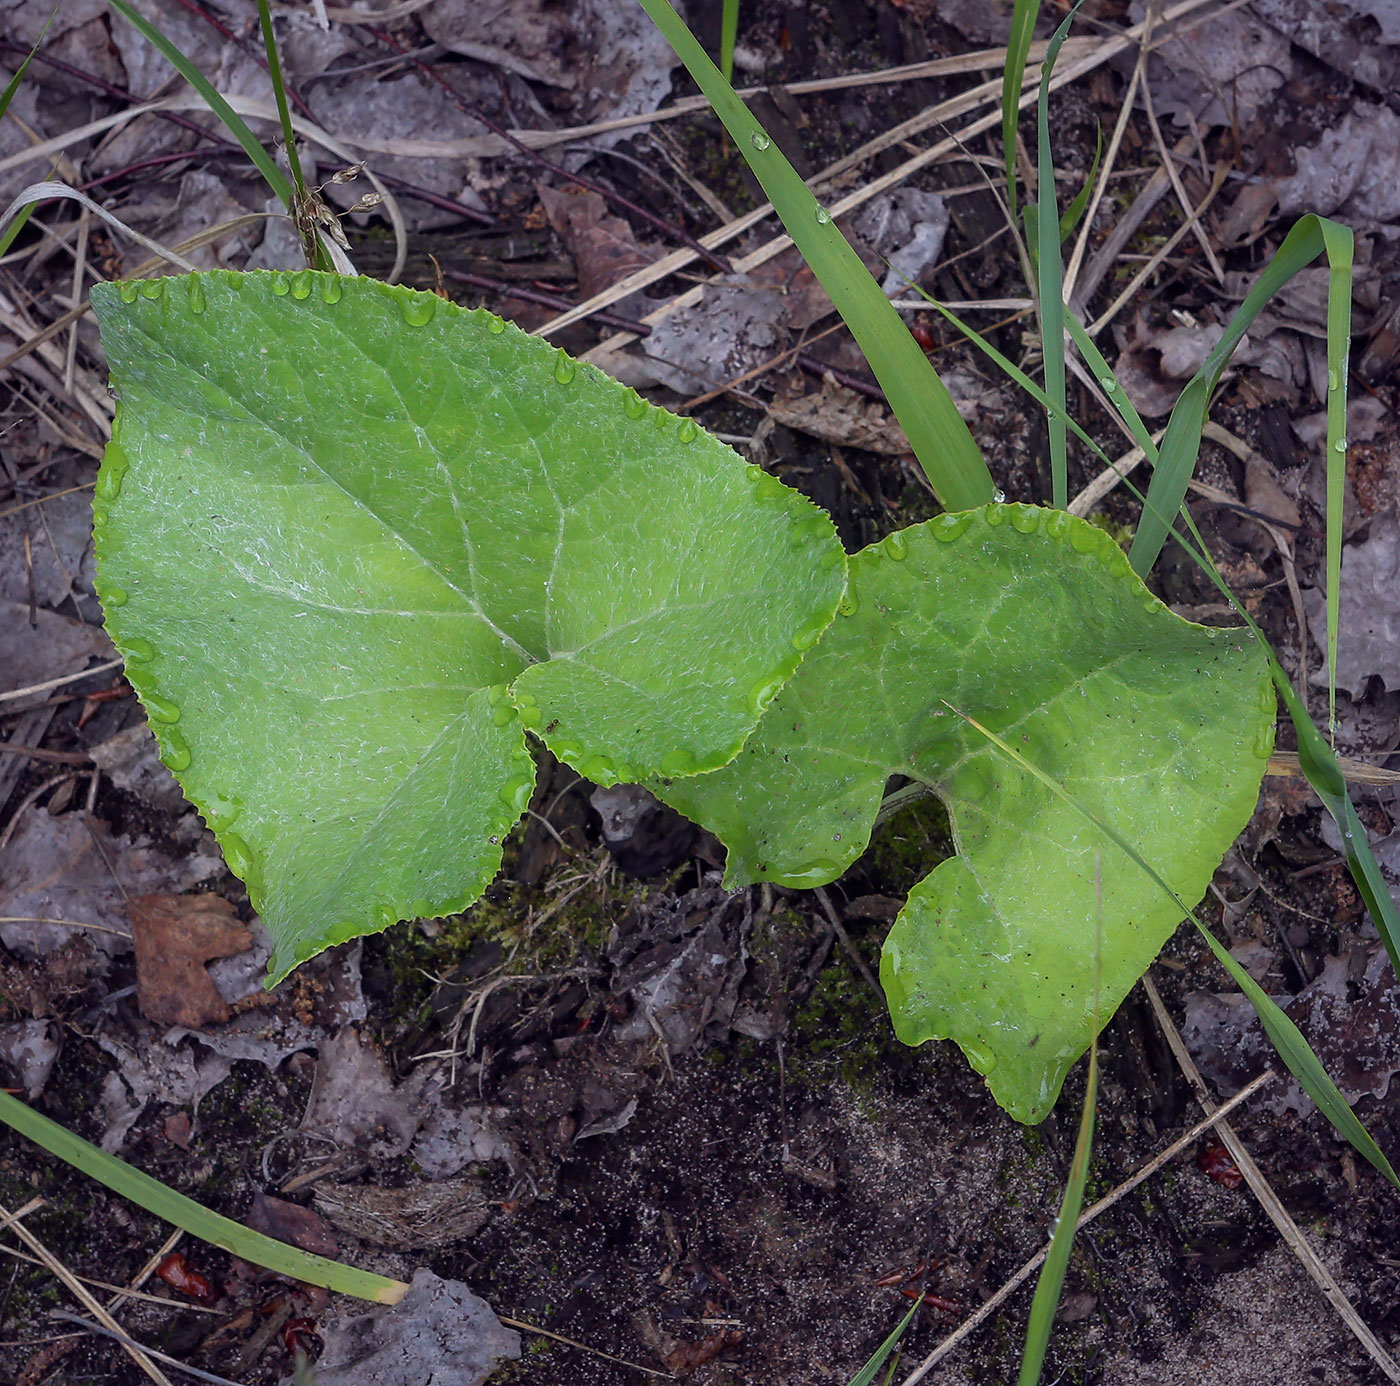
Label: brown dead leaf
xmin=536 ymin=184 xmax=654 ymax=300
xmin=248 ymin=1191 xmax=339 ymax=1257
xmin=131 ymin=893 xmax=251 ymax=1029
xmin=768 ymin=375 xmax=911 ymax=455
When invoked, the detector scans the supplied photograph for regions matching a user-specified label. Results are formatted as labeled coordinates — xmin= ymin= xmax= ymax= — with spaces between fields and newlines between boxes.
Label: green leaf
xmin=655 ymin=506 xmax=1273 ymax=1121
xmin=90 ymin=270 xmax=846 ymax=981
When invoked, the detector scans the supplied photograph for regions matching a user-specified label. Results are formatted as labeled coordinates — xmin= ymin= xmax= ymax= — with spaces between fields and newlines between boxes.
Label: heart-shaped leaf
xmin=655 ymin=506 xmax=1274 ymax=1121
xmin=91 ymin=271 xmax=845 ymax=980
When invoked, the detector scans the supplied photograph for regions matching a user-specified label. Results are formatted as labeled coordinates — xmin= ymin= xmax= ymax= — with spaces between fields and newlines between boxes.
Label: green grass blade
xmin=1318 ymin=217 xmax=1352 ymax=736
xmin=254 ymin=0 xmax=307 ymax=196
xmin=848 ymin=1296 xmax=920 ymax=1386
xmin=0 ymin=10 xmax=53 ymax=121
xmin=1058 ymin=121 xmax=1102 ymax=245
xmin=1018 ymin=1040 xmax=1096 ymax=1384
xmin=635 ymin=0 xmax=994 ymax=512
xmin=0 ymin=1089 xmax=408 ymax=1302
xmin=720 ymin=0 xmax=739 ymax=84
xmin=0 ymin=201 xmax=33 ymax=256
xmin=946 ymin=705 xmax=1400 ymax=1190
xmin=1035 ymin=8 xmax=1081 ymax=510
xmin=1128 ymin=216 xmax=1352 ymax=576
xmin=1063 ymin=314 xmax=1156 ymax=459
xmin=1002 ymin=0 xmax=1039 ymax=218
xmin=106 ymin=0 xmax=294 ymax=209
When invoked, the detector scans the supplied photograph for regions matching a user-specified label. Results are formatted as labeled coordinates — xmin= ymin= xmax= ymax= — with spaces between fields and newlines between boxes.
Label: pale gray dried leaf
xmin=95 ymin=1027 xmax=232 ymax=1150
xmin=1276 ymin=103 xmax=1400 ymax=225
xmin=1252 ymin=0 xmax=1400 ymax=90
xmin=0 ymin=1020 xmax=59 ymax=1099
xmin=0 ymin=601 xmax=112 ymax=712
xmin=1304 ymin=514 xmax=1400 ymax=693
xmin=89 ymin=724 xmax=188 ymax=814
xmin=1129 ymin=1 xmax=1291 ymax=127
xmin=298 ymin=1268 xmax=519 ymax=1386
xmin=302 ymin=1028 xmax=429 ymax=1159
xmin=851 ymin=189 xmax=949 ymax=296
xmin=0 ymin=471 xmax=96 ymax=613
xmin=0 ymin=808 xmax=222 ymax=960
xmin=411 ymin=1100 xmax=511 ymax=1179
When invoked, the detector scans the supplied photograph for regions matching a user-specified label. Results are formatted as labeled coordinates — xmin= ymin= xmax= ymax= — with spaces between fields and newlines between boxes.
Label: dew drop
xmin=410 ymin=898 xmax=434 ymax=920
xmin=91 ymin=510 xmax=108 ymax=529
xmin=162 ymin=727 xmax=192 ymax=772
xmin=513 ymin=693 xmax=542 ymax=730
xmin=1098 ymin=376 xmax=1116 ymax=391
xmin=104 ymin=587 xmax=128 ymax=608
xmin=220 ymin=832 xmax=255 ymax=881
xmin=882 ymin=530 xmax=908 ymax=560
xmin=290 ymin=269 xmax=314 ymax=301
xmin=487 ymin=314 xmax=507 ymax=334
xmin=490 ymin=701 xmax=517 ymax=728
xmin=1253 ymin=724 xmax=1274 ymax=759
xmin=991 ymin=487 xmax=1007 ymax=503
xmin=820 ymin=547 xmax=844 ymax=571
xmin=499 ymin=776 xmax=533 ymax=814
xmin=579 ymin=753 xmax=615 ymax=785
xmin=623 ymin=389 xmax=648 ymax=420
xmin=188 ymin=278 xmax=206 ymax=314
xmin=677 ymin=417 xmax=698 ymax=443
xmin=139 ymin=279 xmax=164 ymax=300
xmin=961 ymin=1040 xmax=997 ymax=1074
xmin=320 ymin=276 xmax=343 ymax=304
xmin=984 ymin=503 xmax=1007 ymax=526
xmin=270 ymin=273 xmax=291 ymax=297
xmin=838 ymin=589 xmax=860 ymax=617
xmin=123 ymin=636 xmax=155 ymax=663
xmin=1327 ymin=368 xmax=1339 ymax=392
xmin=814 ymin=205 xmax=833 ymax=225
xmin=1010 ymin=505 xmax=1040 ymax=534
xmin=1334 ymin=436 xmax=1348 ymax=453
xmin=662 ymin=747 xmax=697 ymax=775
xmin=144 ymin=692 xmax=181 ymax=724
xmin=748 ymin=673 xmax=785 ymax=715
xmin=791 ymin=616 xmax=827 ymax=651
xmin=553 ymin=350 xmax=577 ymax=384
xmin=931 ymin=512 xmax=973 ymax=542
xmin=202 ymin=792 xmax=242 ymax=831
xmin=400 ymin=293 xmax=437 ymax=326
xmin=117 ymin=280 xmax=140 ymax=304
xmin=1044 ymin=510 xmax=1071 ymax=540
xmin=95 ymin=449 xmax=129 ymax=503
xmin=774 ymin=859 xmax=840 ymax=886
xmin=749 ymin=131 xmax=771 ymax=151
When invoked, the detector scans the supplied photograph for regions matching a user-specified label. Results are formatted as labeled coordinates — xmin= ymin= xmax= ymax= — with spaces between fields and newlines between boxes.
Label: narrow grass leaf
xmin=1035 ymin=7 xmax=1081 ymax=509
xmin=720 ymin=0 xmax=739 ymax=84
xmin=0 ymin=1089 xmax=409 ymax=1302
xmin=254 ymin=0 xmax=307 ymax=196
xmin=1318 ymin=217 xmax=1352 ymax=735
xmin=946 ymin=706 xmax=1400 ymax=1189
xmin=1058 ymin=121 xmax=1103 ymax=245
xmin=1129 ymin=216 xmax=1353 ymax=576
xmin=106 ymin=0 xmax=293 ymax=209
xmin=635 ymin=0 xmax=994 ymax=512
xmin=1001 ymin=0 xmax=1039 ymax=217
xmin=1064 ymin=314 xmax=1155 ymax=459
xmin=0 ymin=10 xmax=55 ymax=258
xmin=848 ymin=1297 xmax=920 ymax=1386
xmin=1018 ymin=1041 xmax=1097 ymax=1384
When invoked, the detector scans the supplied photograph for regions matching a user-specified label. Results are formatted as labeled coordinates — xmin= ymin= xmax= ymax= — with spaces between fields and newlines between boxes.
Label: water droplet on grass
xmin=814 ymin=205 xmax=832 ymax=225
xmin=188 ymin=279 xmax=206 ymax=314
xmin=1334 ymin=437 xmax=1348 ymax=453
xmin=320 ymin=277 xmax=343 ymax=304
xmin=750 ymin=131 xmax=771 ymax=151
xmin=104 ymin=587 xmax=128 ymax=608
xmin=991 ymin=487 xmax=1006 ymax=502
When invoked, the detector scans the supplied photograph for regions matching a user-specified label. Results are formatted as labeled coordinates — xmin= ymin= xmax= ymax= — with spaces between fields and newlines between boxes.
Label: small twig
xmin=50 ymin=1311 xmax=243 ymax=1386
xmin=814 ymin=886 xmax=882 ymax=997
xmin=0 ymin=658 xmax=123 ymax=704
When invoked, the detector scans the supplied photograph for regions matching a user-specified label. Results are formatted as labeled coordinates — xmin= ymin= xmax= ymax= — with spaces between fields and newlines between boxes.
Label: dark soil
xmin=3 ymin=0 xmax=1400 ymax=1384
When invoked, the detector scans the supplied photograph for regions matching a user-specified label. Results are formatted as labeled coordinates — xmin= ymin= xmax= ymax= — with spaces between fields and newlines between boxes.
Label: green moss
xmin=852 ymin=792 xmax=952 ymax=896
xmin=789 ymin=950 xmax=892 ymax=1093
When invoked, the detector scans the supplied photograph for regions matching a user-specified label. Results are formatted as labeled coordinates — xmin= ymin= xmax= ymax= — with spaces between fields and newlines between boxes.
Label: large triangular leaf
xmin=91 ymin=270 xmax=845 ymax=980
xmin=655 ymin=506 xmax=1274 ymax=1121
